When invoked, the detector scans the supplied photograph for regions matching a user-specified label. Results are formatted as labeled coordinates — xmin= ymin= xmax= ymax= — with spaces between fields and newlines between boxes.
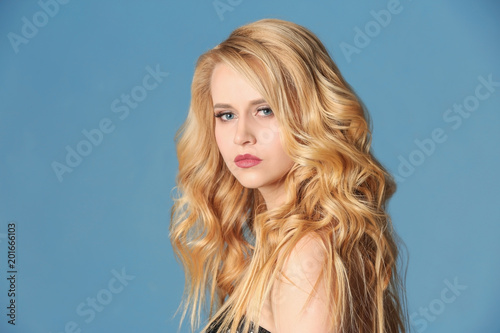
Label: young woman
xmin=170 ymin=19 xmax=407 ymax=333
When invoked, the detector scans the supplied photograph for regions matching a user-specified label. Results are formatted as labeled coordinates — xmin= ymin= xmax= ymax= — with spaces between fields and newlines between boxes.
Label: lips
xmin=234 ymin=154 xmax=262 ymax=168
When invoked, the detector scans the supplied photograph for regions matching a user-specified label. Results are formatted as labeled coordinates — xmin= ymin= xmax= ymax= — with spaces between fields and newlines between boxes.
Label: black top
xmin=206 ymin=319 xmax=271 ymax=333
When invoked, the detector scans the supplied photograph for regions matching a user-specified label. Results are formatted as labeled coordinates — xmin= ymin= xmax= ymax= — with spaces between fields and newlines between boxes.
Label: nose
xmin=233 ymin=116 xmax=256 ymax=145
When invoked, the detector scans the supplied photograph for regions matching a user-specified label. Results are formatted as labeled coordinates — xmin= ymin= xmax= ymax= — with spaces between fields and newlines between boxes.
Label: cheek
xmin=214 ymin=127 xmax=230 ymax=160
xmin=214 ymin=131 xmax=223 ymax=153
xmin=268 ymin=130 xmax=287 ymax=157
xmin=270 ymin=132 xmax=294 ymax=169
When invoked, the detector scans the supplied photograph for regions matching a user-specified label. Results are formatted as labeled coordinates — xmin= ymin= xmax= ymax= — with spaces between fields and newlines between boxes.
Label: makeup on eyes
xmin=214 ymin=106 xmax=273 ymax=122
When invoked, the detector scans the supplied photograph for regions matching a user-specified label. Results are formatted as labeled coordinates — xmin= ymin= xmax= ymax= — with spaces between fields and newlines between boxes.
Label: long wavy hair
xmin=170 ymin=19 xmax=407 ymax=333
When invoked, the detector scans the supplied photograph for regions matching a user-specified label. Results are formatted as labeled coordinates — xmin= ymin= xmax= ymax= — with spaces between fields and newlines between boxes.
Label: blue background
xmin=1 ymin=1 xmax=499 ymax=332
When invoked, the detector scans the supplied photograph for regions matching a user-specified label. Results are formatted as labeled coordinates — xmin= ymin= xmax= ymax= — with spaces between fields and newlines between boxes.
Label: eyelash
xmin=257 ymin=107 xmax=273 ymax=116
xmin=214 ymin=111 xmax=234 ymax=121
xmin=214 ymin=107 xmax=273 ymax=122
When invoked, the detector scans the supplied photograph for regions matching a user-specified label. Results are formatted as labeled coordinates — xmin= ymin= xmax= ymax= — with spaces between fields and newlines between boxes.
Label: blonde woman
xmin=170 ymin=19 xmax=407 ymax=333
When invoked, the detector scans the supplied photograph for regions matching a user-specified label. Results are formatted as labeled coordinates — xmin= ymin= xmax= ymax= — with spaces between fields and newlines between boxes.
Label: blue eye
xmin=215 ymin=112 xmax=235 ymax=121
xmin=258 ymin=107 xmax=273 ymax=116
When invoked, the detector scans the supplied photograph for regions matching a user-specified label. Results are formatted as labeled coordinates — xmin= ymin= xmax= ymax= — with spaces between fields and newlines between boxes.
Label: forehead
xmin=210 ymin=63 xmax=263 ymax=105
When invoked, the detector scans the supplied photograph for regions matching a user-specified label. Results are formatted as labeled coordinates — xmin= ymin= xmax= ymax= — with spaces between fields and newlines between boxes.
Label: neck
xmin=258 ymin=180 xmax=287 ymax=211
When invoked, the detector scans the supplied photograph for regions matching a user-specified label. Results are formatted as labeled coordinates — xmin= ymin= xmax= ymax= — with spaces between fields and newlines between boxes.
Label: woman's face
xmin=211 ymin=63 xmax=294 ymax=205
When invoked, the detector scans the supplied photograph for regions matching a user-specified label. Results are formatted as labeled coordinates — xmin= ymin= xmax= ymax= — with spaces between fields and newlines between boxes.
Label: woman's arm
xmin=269 ymin=235 xmax=333 ymax=333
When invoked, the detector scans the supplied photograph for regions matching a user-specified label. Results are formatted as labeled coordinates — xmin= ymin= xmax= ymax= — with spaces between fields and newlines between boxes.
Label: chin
xmin=236 ymin=181 xmax=261 ymax=190
xmin=233 ymin=176 xmax=266 ymax=190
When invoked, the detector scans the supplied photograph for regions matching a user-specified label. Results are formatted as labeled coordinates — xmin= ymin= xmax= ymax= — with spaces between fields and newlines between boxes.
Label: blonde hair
xmin=170 ymin=18 xmax=407 ymax=333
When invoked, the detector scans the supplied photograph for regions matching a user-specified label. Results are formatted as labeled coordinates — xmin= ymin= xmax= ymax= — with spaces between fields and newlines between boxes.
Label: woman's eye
xmin=215 ymin=112 xmax=235 ymax=121
xmin=258 ymin=107 xmax=273 ymax=116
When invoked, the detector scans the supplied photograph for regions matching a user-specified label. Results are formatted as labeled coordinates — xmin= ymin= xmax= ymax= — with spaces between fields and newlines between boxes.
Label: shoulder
xmin=269 ymin=233 xmax=332 ymax=332
xmin=290 ymin=233 xmax=326 ymax=260
xmin=282 ymin=233 xmax=327 ymax=283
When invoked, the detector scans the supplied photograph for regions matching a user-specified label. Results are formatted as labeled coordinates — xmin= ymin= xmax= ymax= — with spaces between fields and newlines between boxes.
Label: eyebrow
xmin=213 ymin=98 xmax=267 ymax=110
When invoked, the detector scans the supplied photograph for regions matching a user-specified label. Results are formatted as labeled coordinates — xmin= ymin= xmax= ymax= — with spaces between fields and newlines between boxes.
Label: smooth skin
xmin=211 ymin=63 xmax=332 ymax=332
xmin=211 ymin=63 xmax=294 ymax=210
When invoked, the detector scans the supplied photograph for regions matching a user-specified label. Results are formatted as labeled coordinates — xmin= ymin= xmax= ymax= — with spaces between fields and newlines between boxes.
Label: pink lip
xmin=234 ymin=154 xmax=262 ymax=168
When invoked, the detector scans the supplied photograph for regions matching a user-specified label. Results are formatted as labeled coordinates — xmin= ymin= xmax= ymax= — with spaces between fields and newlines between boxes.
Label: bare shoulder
xmin=290 ymin=233 xmax=326 ymax=259
xmin=282 ymin=233 xmax=327 ymax=283
xmin=269 ymin=233 xmax=332 ymax=332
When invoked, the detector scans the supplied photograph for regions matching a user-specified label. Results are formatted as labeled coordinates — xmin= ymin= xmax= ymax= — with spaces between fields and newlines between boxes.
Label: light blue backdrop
xmin=1 ymin=1 xmax=499 ymax=332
